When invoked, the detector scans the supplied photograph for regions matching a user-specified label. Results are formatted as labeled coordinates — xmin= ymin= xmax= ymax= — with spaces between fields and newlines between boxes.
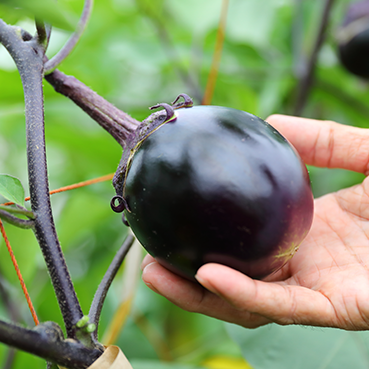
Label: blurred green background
xmin=1 ymin=0 xmax=369 ymax=368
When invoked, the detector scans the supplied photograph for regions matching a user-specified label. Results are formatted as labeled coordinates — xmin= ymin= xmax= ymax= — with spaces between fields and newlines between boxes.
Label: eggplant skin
xmin=339 ymin=26 xmax=369 ymax=79
xmin=124 ymin=106 xmax=314 ymax=280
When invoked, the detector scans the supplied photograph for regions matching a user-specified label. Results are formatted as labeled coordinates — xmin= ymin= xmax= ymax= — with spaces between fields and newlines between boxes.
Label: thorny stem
xmin=0 ymin=19 xmax=84 ymax=339
xmin=44 ymin=0 xmax=94 ymax=74
xmin=293 ymin=0 xmax=336 ymax=116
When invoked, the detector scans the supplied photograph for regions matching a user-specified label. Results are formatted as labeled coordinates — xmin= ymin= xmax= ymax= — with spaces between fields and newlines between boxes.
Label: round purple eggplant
xmin=120 ymin=105 xmax=314 ymax=281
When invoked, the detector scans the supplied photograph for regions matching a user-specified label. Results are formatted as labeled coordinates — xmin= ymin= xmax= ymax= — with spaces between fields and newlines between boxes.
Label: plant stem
xmin=293 ymin=0 xmax=335 ymax=116
xmin=89 ymin=234 xmax=135 ymax=341
xmin=0 ymin=320 xmax=102 ymax=368
xmin=0 ymin=205 xmax=35 ymax=219
xmin=45 ymin=69 xmax=140 ymax=147
xmin=35 ymin=20 xmax=48 ymax=48
xmin=102 ymin=239 xmax=142 ymax=345
xmin=0 ymin=19 xmax=84 ymax=339
xmin=44 ymin=0 xmax=94 ymax=74
xmin=0 ymin=209 xmax=35 ymax=229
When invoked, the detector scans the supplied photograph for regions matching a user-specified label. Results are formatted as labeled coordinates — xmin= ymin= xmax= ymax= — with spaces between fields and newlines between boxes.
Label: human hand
xmin=142 ymin=115 xmax=369 ymax=330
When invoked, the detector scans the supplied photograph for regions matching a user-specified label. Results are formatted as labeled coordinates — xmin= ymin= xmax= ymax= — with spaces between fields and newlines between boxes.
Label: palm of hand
xmin=142 ymin=180 xmax=369 ymax=330
xmin=280 ymin=177 xmax=369 ymax=329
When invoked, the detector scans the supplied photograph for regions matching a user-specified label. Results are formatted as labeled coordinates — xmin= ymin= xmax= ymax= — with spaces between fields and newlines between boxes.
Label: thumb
xmin=195 ymin=263 xmax=335 ymax=327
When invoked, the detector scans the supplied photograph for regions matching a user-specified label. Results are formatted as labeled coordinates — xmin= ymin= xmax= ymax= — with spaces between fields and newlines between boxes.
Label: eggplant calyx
xmin=112 ymin=94 xmax=193 ymax=211
xmin=149 ymin=103 xmax=177 ymax=123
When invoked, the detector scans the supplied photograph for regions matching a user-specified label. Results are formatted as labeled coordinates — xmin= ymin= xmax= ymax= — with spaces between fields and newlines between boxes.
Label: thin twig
xmin=102 ymin=239 xmax=142 ymax=345
xmin=0 ymin=210 xmax=35 ymax=229
xmin=0 ymin=205 xmax=35 ymax=219
xmin=89 ymin=234 xmax=135 ymax=341
xmin=293 ymin=0 xmax=336 ymax=116
xmin=44 ymin=0 xmax=94 ymax=74
xmin=202 ymin=0 xmax=229 ymax=105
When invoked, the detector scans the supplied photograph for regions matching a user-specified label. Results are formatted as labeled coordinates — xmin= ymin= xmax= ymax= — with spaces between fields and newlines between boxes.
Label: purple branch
xmin=0 ymin=209 xmax=35 ymax=229
xmin=45 ymin=69 xmax=140 ymax=146
xmin=0 ymin=320 xmax=102 ymax=368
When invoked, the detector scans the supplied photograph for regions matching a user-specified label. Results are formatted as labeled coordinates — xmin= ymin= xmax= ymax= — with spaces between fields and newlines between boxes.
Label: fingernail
xmin=142 ymin=262 xmax=160 ymax=294
xmin=194 ymin=273 xmax=205 ymax=285
xmin=195 ymin=274 xmax=218 ymax=295
xmin=141 ymin=254 xmax=154 ymax=271
xmin=142 ymin=261 xmax=156 ymax=274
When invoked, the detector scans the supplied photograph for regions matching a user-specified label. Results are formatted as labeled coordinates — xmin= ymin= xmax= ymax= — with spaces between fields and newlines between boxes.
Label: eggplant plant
xmin=0 ymin=0 xmax=362 ymax=368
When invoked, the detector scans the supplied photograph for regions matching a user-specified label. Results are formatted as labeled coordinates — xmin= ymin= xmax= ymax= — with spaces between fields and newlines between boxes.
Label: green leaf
xmin=0 ymin=4 xmax=24 ymax=25
xmin=0 ymin=174 xmax=25 ymax=206
xmin=226 ymin=323 xmax=369 ymax=369
xmin=0 ymin=0 xmax=76 ymax=31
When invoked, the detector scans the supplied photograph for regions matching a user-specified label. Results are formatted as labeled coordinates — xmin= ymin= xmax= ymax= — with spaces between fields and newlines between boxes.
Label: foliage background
xmin=0 ymin=0 xmax=369 ymax=368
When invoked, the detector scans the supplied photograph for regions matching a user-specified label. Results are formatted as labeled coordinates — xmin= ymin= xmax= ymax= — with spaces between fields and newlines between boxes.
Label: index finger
xmin=267 ymin=115 xmax=369 ymax=175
